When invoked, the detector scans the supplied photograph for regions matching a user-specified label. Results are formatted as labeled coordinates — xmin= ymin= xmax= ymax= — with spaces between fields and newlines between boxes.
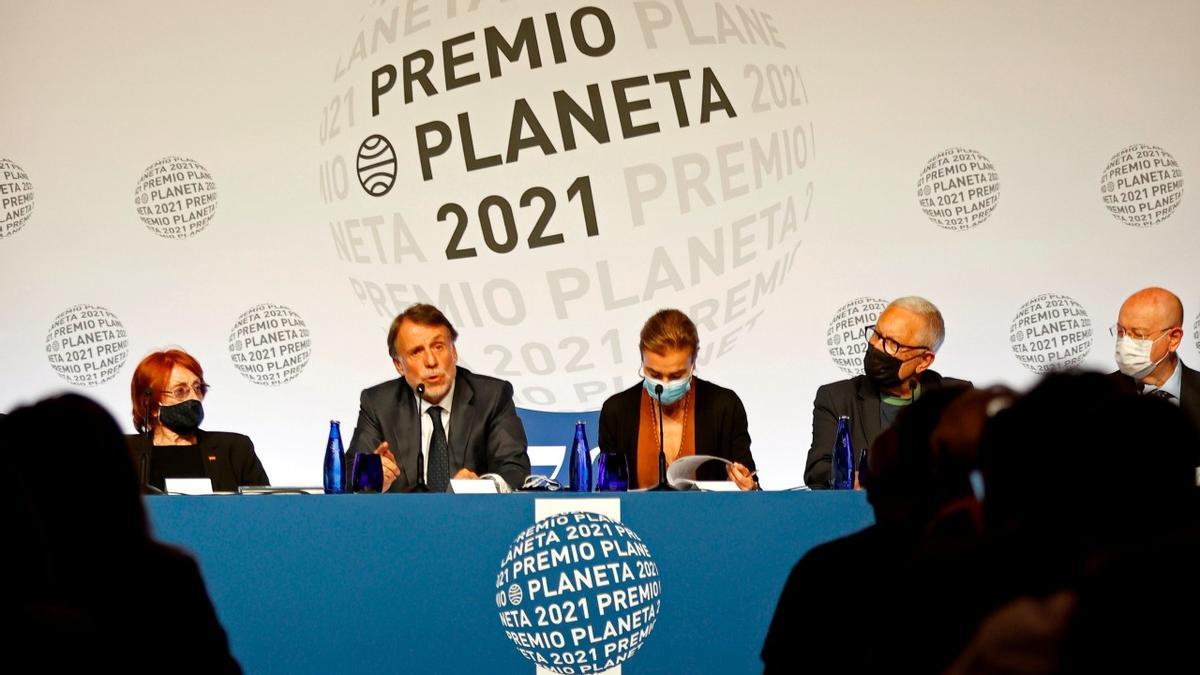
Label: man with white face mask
xmin=1111 ymin=287 xmax=1199 ymax=431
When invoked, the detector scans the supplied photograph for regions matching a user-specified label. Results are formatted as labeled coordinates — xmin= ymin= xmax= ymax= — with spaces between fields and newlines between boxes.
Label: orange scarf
xmin=635 ymin=387 xmax=696 ymax=488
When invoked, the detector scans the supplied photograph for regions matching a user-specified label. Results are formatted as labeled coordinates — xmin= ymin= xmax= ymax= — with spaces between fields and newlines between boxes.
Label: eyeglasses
xmin=1110 ymin=324 xmax=1175 ymax=340
xmin=161 ymin=382 xmax=210 ymax=401
xmin=638 ymin=366 xmax=694 ymax=382
xmin=863 ymin=325 xmax=929 ymax=356
xmin=521 ymin=475 xmax=562 ymax=491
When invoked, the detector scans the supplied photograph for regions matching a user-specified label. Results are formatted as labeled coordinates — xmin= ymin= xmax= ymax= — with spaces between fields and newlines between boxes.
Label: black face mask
xmin=158 ymin=399 xmax=204 ymax=434
xmin=863 ymin=344 xmax=908 ymax=390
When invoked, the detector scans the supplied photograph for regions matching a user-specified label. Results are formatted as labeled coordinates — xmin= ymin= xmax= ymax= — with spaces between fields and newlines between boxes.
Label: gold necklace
xmin=651 ymin=389 xmax=690 ymax=462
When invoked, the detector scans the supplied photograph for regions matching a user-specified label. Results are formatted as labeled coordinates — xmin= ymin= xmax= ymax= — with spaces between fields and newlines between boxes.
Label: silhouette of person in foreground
xmin=2 ymin=394 xmax=242 ymax=673
xmin=764 ymin=384 xmax=1004 ymax=673
xmin=948 ymin=372 xmax=1200 ymax=675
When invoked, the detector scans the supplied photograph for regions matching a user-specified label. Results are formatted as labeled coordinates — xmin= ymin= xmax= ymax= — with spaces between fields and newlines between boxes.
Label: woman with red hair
xmin=127 ymin=349 xmax=268 ymax=492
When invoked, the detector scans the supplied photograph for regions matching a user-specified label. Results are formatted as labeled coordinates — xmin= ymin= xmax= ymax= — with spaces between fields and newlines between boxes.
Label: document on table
xmin=666 ymin=454 xmax=750 ymax=490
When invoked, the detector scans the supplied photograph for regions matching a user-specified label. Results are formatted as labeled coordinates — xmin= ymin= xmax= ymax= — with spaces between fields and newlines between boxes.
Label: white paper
xmin=692 ymin=480 xmax=742 ymax=492
xmin=164 ymin=478 xmax=214 ymax=495
xmin=665 ymin=454 xmax=734 ymax=490
xmin=450 ymin=478 xmax=498 ymax=494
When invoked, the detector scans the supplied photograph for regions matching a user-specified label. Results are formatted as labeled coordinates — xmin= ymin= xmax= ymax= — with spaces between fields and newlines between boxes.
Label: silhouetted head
xmin=4 ymin=393 xmax=149 ymax=599
xmin=862 ymin=385 xmax=972 ymax=527
xmin=929 ymin=386 xmax=1018 ymax=496
xmin=979 ymin=371 xmax=1198 ymax=592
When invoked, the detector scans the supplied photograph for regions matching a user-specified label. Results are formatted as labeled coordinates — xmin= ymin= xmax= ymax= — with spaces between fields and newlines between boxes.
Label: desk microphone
xmin=404 ymin=382 xmax=430 ymax=493
xmin=649 ymin=384 xmax=677 ymax=491
xmin=142 ymin=388 xmax=154 ymax=441
xmin=140 ymin=388 xmax=164 ymax=495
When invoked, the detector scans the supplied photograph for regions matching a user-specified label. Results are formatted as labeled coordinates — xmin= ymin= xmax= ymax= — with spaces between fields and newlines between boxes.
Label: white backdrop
xmin=2 ymin=0 xmax=1197 ymax=488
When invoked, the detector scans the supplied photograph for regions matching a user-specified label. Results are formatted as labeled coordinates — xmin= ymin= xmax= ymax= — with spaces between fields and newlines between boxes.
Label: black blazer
xmin=1110 ymin=360 xmax=1200 ymax=433
xmin=346 ymin=367 xmax=531 ymax=491
xmin=17 ymin=542 xmax=243 ymax=673
xmin=804 ymin=370 xmax=971 ymax=489
xmin=598 ymin=378 xmax=755 ymax=487
xmin=126 ymin=430 xmax=269 ymax=492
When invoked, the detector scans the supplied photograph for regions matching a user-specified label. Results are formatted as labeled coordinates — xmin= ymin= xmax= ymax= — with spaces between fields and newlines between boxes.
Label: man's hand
xmin=454 ymin=467 xmax=478 ymax=480
xmin=376 ymin=442 xmax=400 ymax=492
xmin=726 ymin=462 xmax=757 ymax=491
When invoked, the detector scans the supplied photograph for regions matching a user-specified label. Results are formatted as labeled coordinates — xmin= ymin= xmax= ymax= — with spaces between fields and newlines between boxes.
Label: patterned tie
xmin=426 ymin=406 xmax=450 ymax=492
xmin=1148 ymin=389 xmax=1175 ymax=401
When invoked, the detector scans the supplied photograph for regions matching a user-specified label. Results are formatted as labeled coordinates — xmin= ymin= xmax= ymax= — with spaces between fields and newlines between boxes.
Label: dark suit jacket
xmin=1109 ymin=359 xmax=1200 ymax=433
xmin=16 ymin=542 xmax=242 ymax=673
xmin=763 ymin=525 xmax=905 ymax=675
xmin=347 ymin=367 xmax=530 ymax=491
xmin=126 ymin=430 xmax=269 ymax=492
xmin=763 ymin=510 xmax=989 ymax=674
xmin=804 ymin=370 xmax=971 ymax=489
xmin=598 ymin=378 xmax=755 ymax=487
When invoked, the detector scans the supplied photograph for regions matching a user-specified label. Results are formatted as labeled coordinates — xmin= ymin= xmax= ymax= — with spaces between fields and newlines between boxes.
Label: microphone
xmin=143 ymin=388 xmax=154 ymax=439
xmin=139 ymin=387 xmax=164 ymax=494
xmin=649 ymin=383 xmax=677 ymax=491
xmin=139 ymin=450 xmax=164 ymax=495
xmin=405 ymin=382 xmax=429 ymax=493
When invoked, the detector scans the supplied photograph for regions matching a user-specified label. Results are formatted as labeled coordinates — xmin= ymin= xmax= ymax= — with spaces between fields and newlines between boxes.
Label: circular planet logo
xmin=496 ymin=512 xmax=661 ymax=673
xmin=357 ymin=134 xmax=398 ymax=197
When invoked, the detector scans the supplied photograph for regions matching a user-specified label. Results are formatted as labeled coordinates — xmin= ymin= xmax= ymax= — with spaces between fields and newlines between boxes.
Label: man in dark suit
xmin=804 ymin=296 xmax=970 ymax=488
xmin=347 ymin=304 xmax=530 ymax=492
xmin=1110 ymin=287 xmax=1200 ymax=432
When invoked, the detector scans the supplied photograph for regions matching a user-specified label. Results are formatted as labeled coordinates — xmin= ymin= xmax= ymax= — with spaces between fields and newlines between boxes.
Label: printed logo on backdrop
xmin=1009 ymin=293 xmax=1093 ymax=373
xmin=1 ymin=158 xmax=34 ymax=239
xmin=1100 ymin=144 xmax=1183 ymax=228
xmin=357 ymin=134 xmax=398 ymax=196
xmin=827 ymin=297 xmax=888 ymax=376
xmin=44 ymin=304 xmax=129 ymax=386
xmin=917 ymin=148 xmax=999 ymax=231
xmin=134 ymin=157 xmax=218 ymax=239
xmin=320 ymin=1 xmax=814 ymax=412
xmin=227 ymin=304 xmax=312 ymax=385
xmin=1194 ymin=314 xmax=1200 ymax=359
xmin=496 ymin=513 xmax=660 ymax=673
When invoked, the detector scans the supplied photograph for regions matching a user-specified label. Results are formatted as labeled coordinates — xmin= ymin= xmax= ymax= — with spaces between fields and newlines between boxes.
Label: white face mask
xmin=1115 ymin=332 xmax=1170 ymax=380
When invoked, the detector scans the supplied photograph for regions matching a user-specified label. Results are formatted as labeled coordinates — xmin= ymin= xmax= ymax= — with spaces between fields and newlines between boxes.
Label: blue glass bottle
xmin=832 ymin=415 xmax=854 ymax=490
xmin=323 ymin=420 xmax=345 ymax=494
xmin=594 ymin=446 xmax=629 ymax=492
xmin=566 ymin=421 xmax=592 ymax=492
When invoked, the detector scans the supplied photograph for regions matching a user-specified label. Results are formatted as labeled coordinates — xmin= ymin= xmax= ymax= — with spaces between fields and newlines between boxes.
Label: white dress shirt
xmin=1144 ymin=357 xmax=1183 ymax=405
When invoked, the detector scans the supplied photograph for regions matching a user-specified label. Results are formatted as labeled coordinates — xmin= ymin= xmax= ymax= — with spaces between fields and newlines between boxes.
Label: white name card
xmin=164 ymin=478 xmax=214 ymax=495
xmin=450 ymin=479 xmax=499 ymax=494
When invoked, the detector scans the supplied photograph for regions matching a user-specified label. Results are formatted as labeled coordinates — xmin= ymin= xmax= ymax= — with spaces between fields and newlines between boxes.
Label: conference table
xmin=148 ymin=491 xmax=873 ymax=674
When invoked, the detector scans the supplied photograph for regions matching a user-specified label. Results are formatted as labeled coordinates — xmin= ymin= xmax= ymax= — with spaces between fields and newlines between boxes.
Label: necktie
xmin=1148 ymin=389 xmax=1175 ymax=401
xmin=427 ymin=406 xmax=450 ymax=492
